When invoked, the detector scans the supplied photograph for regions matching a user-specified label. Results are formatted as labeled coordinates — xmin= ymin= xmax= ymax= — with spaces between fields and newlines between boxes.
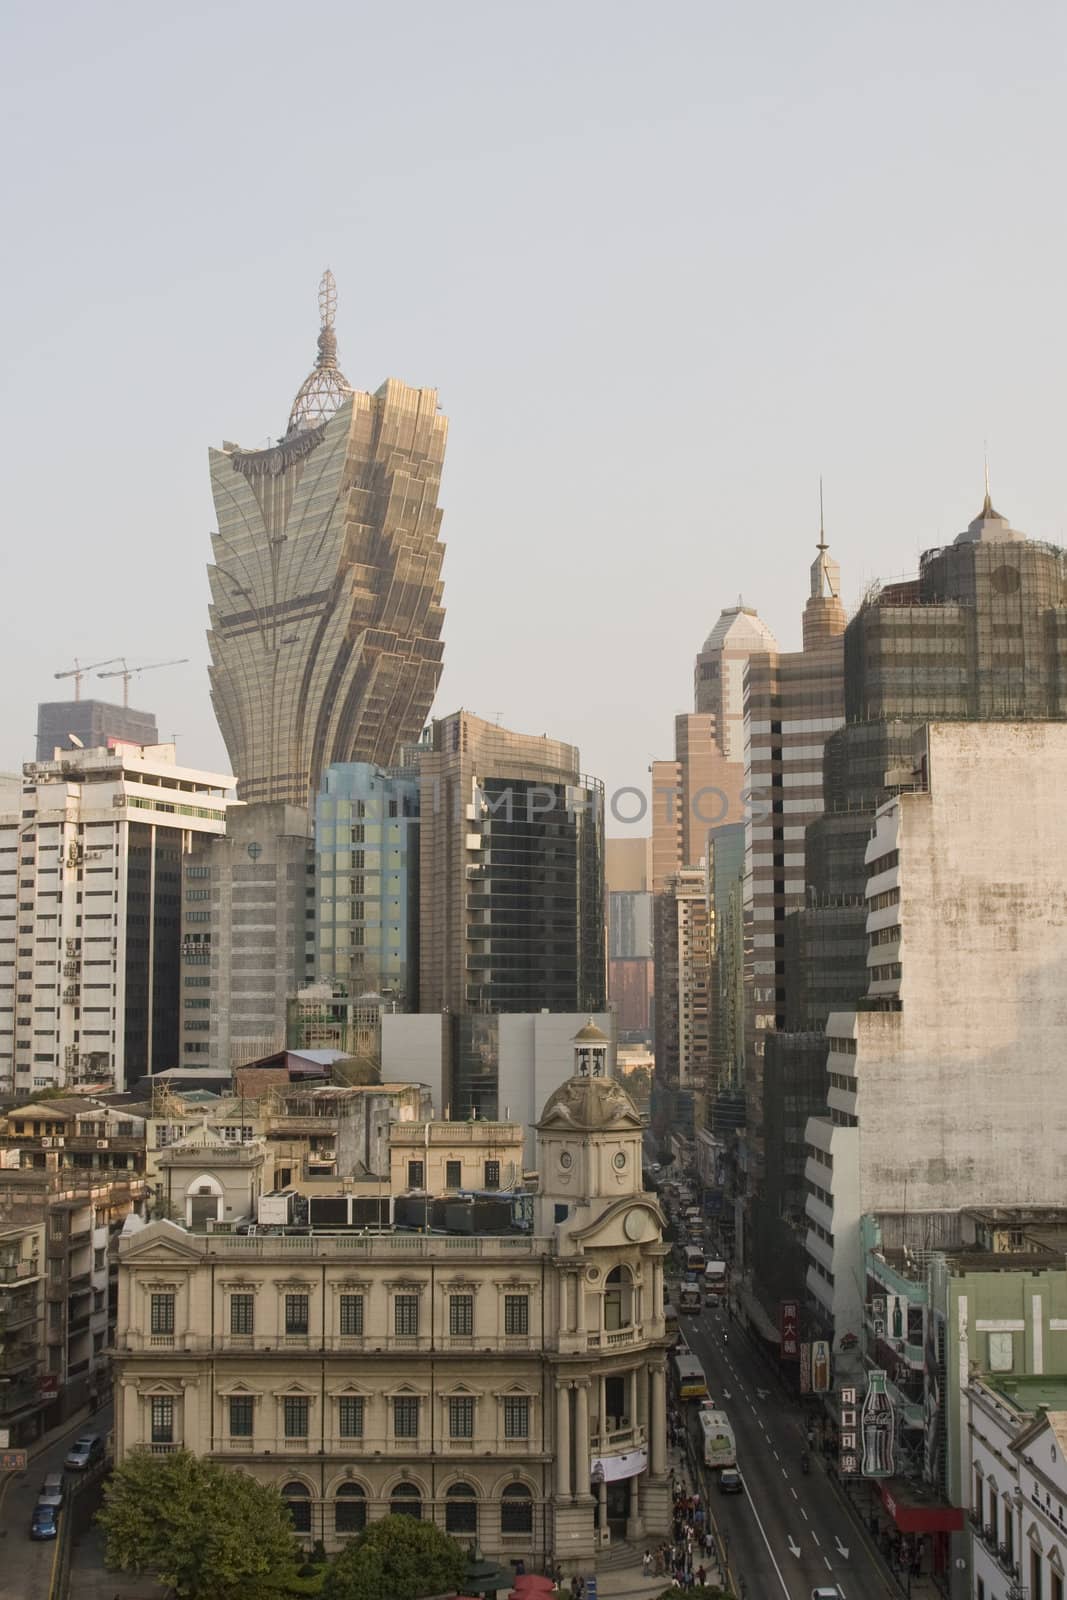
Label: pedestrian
xmin=697 ymin=1565 xmax=707 ymax=1587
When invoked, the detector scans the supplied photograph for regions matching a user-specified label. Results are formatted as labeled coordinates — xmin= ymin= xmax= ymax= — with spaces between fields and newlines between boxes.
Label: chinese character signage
xmin=799 ymin=1343 xmax=811 ymax=1393
xmin=779 ymin=1299 xmax=800 ymax=1360
xmin=812 ymin=1339 xmax=831 ymax=1392
xmin=861 ymin=1370 xmax=895 ymax=1478
xmin=838 ymin=1384 xmax=860 ymax=1476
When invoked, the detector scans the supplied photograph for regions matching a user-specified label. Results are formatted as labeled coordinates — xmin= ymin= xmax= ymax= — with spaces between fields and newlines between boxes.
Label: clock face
xmin=623 ymin=1208 xmax=647 ymax=1242
xmin=613 ymin=1152 xmax=627 ymax=1171
xmin=559 ymin=1150 xmax=573 ymax=1171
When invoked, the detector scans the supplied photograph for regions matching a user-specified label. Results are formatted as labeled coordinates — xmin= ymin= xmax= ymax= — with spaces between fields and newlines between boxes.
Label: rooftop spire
xmin=286 ymin=269 xmax=353 ymax=437
xmin=983 ymin=446 xmax=993 ymax=517
xmin=817 ymin=475 xmax=827 ymax=553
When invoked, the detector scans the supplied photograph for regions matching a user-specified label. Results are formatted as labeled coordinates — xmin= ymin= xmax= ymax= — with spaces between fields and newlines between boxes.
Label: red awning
xmin=879 ymin=1480 xmax=964 ymax=1534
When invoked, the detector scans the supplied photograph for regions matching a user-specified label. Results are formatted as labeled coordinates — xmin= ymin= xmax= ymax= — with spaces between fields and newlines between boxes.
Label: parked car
xmin=30 ymin=1503 xmax=60 ymax=1540
xmin=37 ymin=1470 xmax=65 ymax=1508
xmin=64 ymin=1432 xmax=103 ymax=1470
xmin=717 ymin=1468 xmax=743 ymax=1494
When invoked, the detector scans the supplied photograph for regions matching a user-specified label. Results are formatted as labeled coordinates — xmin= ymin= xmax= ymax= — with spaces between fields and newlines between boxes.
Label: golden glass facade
xmin=207 ymin=377 xmax=446 ymax=806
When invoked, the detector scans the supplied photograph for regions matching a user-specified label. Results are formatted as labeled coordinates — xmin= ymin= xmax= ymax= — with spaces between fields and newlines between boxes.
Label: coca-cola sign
xmin=861 ymin=1369 xmax=895 ymax=1479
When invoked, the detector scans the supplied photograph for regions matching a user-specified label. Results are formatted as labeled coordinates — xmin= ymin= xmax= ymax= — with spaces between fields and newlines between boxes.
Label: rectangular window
xmin=504 ymin=1396 xmax=530 ymax=1439
xmin=150 ymin=1396 xmax=174 ymax=1443
xmin=445 ymin=1160 xmax=462 ymax=1188
xmin=394 ymin=1294 xmax=419 ymax=1337
xmin=284 ymin=1396 xmax=310 ymax=1438
xmin=504 ymin=1295 xmax=529 ymax=1336
xmin=407 ymin=1159 xmax=424 ymax=1189
xmin=339 ymin=1294 xmax=364 ymax=1336
xmin=285 ymin=1293 xmax=309 ymax=1335
xmin=393 ymin=1396 xmax=419 ymax=1438
xmin=449 ymin=1294 xmax=474 ymax=1336
xmin=150 ymin=1293 xmax=175 ymax=1335
xmin=484 ymin=1160 xmax=500 ymax=1190
xmin=449 ymin=1396 xmax=474 ymax=1438
xmin=338 ymin=1396 xmax=365 ymax=1438
xmin=229 ymin=1396 xmax=254 ymax=1437
xmin=230 ymin=1294 xmax=254 ymax=1335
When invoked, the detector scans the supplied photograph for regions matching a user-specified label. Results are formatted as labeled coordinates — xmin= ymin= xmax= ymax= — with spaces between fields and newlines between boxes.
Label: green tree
xmin=321 ymin=1515 xmax=466 ymax=1600
xmin=97 ymin=1449 xmax=301 ymax=1600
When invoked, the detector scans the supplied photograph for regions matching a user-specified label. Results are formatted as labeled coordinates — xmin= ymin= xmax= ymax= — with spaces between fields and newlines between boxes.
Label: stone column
xmin=574 ymin=1379 xmax=591 ymax=1497
xmin=599 ymin=1373 xmax=607 ymax=1438
xmin=626 ymin=1469 xmax=644 ymax=1541
xmin=597 ymin=1475 xmax=608 ymax=1535
xmin=556 ymin=1382 xmax=572 ymax=1499
xmin=630 ymin=1366 xmax=640 ymax=1430
xmin=576 ymin=1273 xmax=587 ymax=1338
xmin=650 ymin=1362 xmax=666 ymax=1476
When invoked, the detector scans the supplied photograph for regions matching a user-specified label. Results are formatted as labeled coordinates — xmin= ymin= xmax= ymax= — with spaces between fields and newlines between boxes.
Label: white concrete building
xmin=0 ymin=744 xmax=232 ymax=1095
xmin=968 ymin=1375 xmax=1067 ymax=1600
xmin=804 ymin=722 xmax=1067 ymax=1345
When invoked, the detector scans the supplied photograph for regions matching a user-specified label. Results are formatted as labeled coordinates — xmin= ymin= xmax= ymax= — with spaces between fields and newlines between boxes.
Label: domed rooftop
xmin=286 ymin=269 xmax=353 ymax=437
xmin=701 ymin=605 xmax=779 ymax=656
xmin=572 ymin=1019 xmax=610 ymax=1044
xmin=537 ymin=1074 xmax=643 ymax=1133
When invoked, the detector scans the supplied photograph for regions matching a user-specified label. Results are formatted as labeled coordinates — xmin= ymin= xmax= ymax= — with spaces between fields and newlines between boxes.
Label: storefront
xmin=876 ymin=1477 xmax=964 ymax=1585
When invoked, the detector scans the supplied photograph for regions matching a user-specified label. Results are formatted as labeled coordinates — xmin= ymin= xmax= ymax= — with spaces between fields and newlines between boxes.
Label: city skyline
xmin=4 ymin=3 xmax=1067 ymax=818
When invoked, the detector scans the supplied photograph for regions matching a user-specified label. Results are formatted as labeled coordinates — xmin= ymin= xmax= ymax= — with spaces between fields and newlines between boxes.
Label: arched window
xmin=335 ymin=1482 xmax=367 ymax=1535
xmin=283 ymin=1481 xmax=312 ymax=1535
xmin=501 ymin=1483 xmax=533 ymax=1535
xmin=445 ymin=1482 xmax=478 ymax=1535
xmin=390 ymin=1482 xmax=422 ymax=1519
xmin=604 ymin=1265 xmax=633 ymax=1332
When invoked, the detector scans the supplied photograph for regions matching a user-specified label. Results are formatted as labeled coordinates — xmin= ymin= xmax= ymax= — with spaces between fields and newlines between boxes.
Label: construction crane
xmin=53 ymin=657 xmax=124 ymax=701
xmin=97 ymin=658 xmax=189 ymax=707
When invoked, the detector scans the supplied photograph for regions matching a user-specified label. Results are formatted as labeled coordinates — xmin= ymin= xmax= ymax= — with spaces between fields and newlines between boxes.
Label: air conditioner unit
xmin=41 ymin=1137 xmax=53 ymax=1149
xmin=96 ymin=1140 xmax=108 ymax=1150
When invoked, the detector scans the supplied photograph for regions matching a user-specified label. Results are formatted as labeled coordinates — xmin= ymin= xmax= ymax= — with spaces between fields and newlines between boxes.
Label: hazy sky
xmin=3 ymin=1 xmax=1066 ymax=831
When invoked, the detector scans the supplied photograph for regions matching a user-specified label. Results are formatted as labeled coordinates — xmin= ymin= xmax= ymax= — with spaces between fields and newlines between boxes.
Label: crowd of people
xmin=639 ymin=1486 xmax=720 ymax=1589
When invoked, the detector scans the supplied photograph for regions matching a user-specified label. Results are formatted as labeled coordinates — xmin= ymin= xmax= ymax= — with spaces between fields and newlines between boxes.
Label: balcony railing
xmin=211 ymin=1434 xmax=541 ymax=1458
xmin=587 ymin=1324 xmax=642 ymax=1349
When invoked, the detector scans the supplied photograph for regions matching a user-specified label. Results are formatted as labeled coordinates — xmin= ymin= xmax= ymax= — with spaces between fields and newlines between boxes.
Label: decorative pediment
xmin=136 ymin=1378 xmax=185 ymax=1397
xmin=328 ymin=1382 xmax=370 ymax=1398
xmin=1027 ymin=1520 xmax=1044 ymax=1549
xmin=121 ymin=1222 xmax=204 ymax=1265
xmin=570 ymin=1197 xmax=663 ymax=1249
xmin=216 ymin=1379 xmax=263 ymax=1398
xmin=273 ymin=1381 xmax=317 ymax=1398
xmin=1049 ymin=1545 xmax=1065 ymax=1575
xmin=440 ymin=1381 xmax=482 ymax=1398
xmin=492 ymin=1381 xmax=535 ymax=1398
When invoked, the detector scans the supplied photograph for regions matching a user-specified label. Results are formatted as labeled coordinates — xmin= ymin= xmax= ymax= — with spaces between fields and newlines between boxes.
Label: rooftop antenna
xmin=983 ymin=441 xmax=993 ymax=515
xmin=818 ymin=476 xmax=827 ymax=553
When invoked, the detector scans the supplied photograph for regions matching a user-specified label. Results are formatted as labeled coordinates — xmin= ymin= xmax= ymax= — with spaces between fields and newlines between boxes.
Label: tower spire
xmin=286 ymin=268 xmax=352 ymax=436
xmin=983 ymin=444 xmax=993 ymax=517
xmin=817 ymin=475 xmax=827 ymax=553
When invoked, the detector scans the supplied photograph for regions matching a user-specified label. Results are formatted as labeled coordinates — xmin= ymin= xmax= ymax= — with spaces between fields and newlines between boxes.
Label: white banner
xmin=590 ymin=1446 xmax=648 ymax=1482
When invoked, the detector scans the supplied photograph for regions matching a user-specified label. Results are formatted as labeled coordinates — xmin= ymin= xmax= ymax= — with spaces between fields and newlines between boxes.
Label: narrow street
xmin=0 ymin=1403 xmax=112 ymax=1600
xmin=681 ymin=1302 xmax=898 ymax=1600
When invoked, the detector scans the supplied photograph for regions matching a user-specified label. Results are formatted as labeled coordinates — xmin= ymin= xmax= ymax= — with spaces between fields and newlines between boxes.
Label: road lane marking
xmin=812 ymin=1531 xmax=820 ymax=1546
xmin=824 ymin=1555 xmax=834 ymax=1570
xmin=738 ymin=1475 xmax=792 ymax=1598
xmin=790 ymin=1487 xmax=798 ymax=1500
xmin=787 ymin=1535 xmax=801 ymax=1558
xmin=801 ymin=1507 xmax=809 ymax=1520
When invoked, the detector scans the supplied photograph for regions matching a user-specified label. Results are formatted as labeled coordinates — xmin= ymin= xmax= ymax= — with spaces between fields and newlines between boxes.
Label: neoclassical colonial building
xmin=113 ymin=1029 xmax=670 ymax=1564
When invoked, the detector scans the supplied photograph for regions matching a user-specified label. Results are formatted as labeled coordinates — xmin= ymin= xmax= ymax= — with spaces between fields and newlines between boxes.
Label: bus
xmin=672 ymin=1349 xmax=709 ymax=1403
xmin=664 ymin=1302 xmax=680 ymax=1345
xmin=699 ymin=1406 xmax=737 ymax=1469
xmin=684 ymin=1244 xmax=706 ymax=1276
xmin=679 ymin=1281 xmax=702 ymax=1314
xmin=703 ymin=1260 xmax=728 ymax=1300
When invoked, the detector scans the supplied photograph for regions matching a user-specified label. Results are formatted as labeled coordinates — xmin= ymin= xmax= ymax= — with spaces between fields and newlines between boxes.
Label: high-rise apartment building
xmin=0 ymin=745 xmax=232 ymax=1095
xmin=803 ymin=721 xmax=1067 ymax=1349
xmin=180 ymin=804 xmax=313 ymax=1075
xmin=206 ymin=273 xmax=446 ymax=807
xmin=418 ymin=711 xmax=605 ymax=1018
xmin=605 ymin=837 xmax=653 ymax=1041
xmin=313 ymin=761 xmax=420 ymax=1008
xmin=36 ymin=699 xmax=159 ymax=763
xmin=740 ymin=536 xmax=845 ymax=1200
